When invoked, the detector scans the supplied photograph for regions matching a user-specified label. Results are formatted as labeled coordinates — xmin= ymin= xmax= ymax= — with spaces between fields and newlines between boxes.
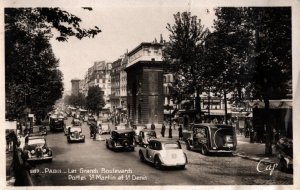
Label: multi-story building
xmin=83 ymin=61 xmax=112 ymax=110
xmin=125 ymin=40 xmax=165 ymax=125
xmin=120 ymin=54 xmax=128 ymax=109
xmin=110 ymin=58 xmax=122 ymax=110
xmin=71 ymin=78 xmax=80 ymax=96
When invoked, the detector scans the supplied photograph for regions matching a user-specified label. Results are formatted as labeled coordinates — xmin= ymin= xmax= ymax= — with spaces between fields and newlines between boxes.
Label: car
xmin=31 ymin=125 xmax=47 ymax=136
xmin=99 ymin=122 xmax=111 ymax=134
xmin=134 ymin=129 xmax=157 ymax=146
xmin=184 ymin=123 xmax=237 ymax=155
xmin=106 ymin=130 xmax=135 ymax=151
xmin=22 ymin=135 xmax=53 ymax=162
xmin=72 ymin=118 xmax=81 ymax=126
xmin=67 ymin=126 xmax=85 ymax=143
xmin=138 ymin=139 xmax=187 ymax=169
xmin=49 ymin=115 xmax=65 ymax=131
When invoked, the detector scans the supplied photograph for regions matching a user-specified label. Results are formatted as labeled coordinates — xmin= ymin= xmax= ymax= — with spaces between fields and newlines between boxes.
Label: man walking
xmin=161 ymin=124 xmax=166 ymax=138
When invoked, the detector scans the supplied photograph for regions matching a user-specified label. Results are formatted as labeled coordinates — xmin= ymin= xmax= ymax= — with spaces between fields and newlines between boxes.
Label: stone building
xmin=125 ymin=41 xmax=165 ymax=125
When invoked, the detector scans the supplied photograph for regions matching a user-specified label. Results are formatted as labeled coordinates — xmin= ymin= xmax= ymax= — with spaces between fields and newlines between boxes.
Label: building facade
xmin=126 ymin=42 xmax=165 ymax=125
xmin=71 ymin=79 xmax=80 ymax=96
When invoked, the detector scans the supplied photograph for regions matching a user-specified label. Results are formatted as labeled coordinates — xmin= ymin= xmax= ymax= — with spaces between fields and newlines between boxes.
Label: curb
xmin=234 ymin=152 xmax=276 ymax=164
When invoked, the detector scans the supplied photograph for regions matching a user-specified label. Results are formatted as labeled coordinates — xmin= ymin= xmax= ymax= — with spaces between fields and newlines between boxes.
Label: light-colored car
xmin=99 ymin=122 xmax=111 ymax=134
xmin=72 ymin=118 xmax=81 ymax=126
xmin=67 ymin=126 xmax=85 ymax=143
xmin=139 ymin=139 xmax=187 ymax=169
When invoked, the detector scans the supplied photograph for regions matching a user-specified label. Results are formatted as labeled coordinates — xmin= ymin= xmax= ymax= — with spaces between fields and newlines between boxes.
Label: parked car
xmin=22 ymin=135 xmax=52 ymax=162
xmin=67 ymin=126 xmax=85 ymax=143
xmin=276 ymin=137 xmax=293 ymax=173
xmin=184 ymin=123 xmax=237 ymax=155
xmin=134 ymin=129 xmax=157 ymax=146
xmin=72 ymin=118 xmax=81 ymax=126
xmin=99 ymin=122 xmax=111 ymax=134
xmin=139 ymin=139 xmax=187 ymax=169
xmin=106 ymin=130 xmax=135 ymax=151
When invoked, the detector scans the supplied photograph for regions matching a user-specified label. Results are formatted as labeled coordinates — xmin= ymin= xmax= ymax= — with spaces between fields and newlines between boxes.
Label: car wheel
xmin=139 ymin=151 xmax=145 ymax=162
xmin=186 ymin=141 xmax=191 ymax=150
xmin=201 ymin=145 xmax=208 ymax=155
xmin=154 ymin=157 xmax=162 ymax=170
xmin=179 ymin=165 xmax=185 ymax=170
xmin=130 ymin=147 xmax=135 ymax=152
xmin=48 ymin=158 xmax=53 ymax=162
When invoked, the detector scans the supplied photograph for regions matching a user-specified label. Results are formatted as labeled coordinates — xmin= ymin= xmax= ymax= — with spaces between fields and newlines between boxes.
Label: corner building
xmin=125 ymin=42 xmax=164 ymax=125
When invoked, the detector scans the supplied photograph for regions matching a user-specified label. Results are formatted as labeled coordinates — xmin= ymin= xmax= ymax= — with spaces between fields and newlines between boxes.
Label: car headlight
xmin=42 ymin=149 xmax=47 ymax=153
xmin=31 ymin=150 xmax=35 ymax=154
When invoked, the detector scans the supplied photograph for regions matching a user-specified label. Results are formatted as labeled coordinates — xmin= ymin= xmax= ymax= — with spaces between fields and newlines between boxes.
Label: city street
xmin=28 ymin=118 xmax=293 ymax=185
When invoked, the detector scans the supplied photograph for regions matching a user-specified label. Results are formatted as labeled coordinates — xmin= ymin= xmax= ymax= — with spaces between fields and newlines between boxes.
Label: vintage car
xmin=22 ymin=135 xmax=52 ymax=162
xmin=139 ymin=139 xmax=187 ymax=169
xmin=106 ymin=130 xmax=135 ymax=151
xmin=185 ymin=123 xmax=237 ymax=155
xmin=67 ymin=126 xmax=85 ymax=143
xmin=134 ymin=129 xmax=157 ymax=146
xmin=99 ymin=122 xmax=111 ymax=134
xmin=72 ymin=118 xmax=82 ymax=126
xmin=49 ymin=115 xmax=64 ymax=131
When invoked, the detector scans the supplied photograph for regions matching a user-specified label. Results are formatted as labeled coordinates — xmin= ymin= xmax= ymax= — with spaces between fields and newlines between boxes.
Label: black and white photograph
xmin=2 ymin=0 xmax=299 ymax=189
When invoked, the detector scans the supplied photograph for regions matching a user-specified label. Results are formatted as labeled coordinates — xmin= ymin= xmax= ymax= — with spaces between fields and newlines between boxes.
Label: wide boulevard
xmin=28 ymin=117 xmax=293 ymax=185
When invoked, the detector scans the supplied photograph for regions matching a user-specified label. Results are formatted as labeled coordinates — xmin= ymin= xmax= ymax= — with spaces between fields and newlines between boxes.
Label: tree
xmin=86 ymin=86 xmax=105 ymax=116
xmin=163 ymin=12 xmax=210 ymax=121
xmin=68 ymin=93 xmax=86 ymax=108
xmin=212 ymin=7 xmax=292 ymax=155
xmin=205 ymin=8 xmax=251 ymax=123
xmin=5 ymin=8 xmax=101 ymax=119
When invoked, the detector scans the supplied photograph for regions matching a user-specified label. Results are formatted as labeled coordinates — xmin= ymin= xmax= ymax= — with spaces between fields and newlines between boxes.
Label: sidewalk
xmin=235 ymin=135 xmax=277 ymax=164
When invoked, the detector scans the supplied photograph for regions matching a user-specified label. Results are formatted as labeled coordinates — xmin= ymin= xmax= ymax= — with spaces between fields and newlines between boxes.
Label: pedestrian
xmin=168 ymin=126 xmax=172 ymax=138
xmin=178 ymin=125 xmax=183 ymax=140
xmin=161 ymin=124 xmax=166 ymax=138
xmin=151 ymin=122 xmax=155 ymax=130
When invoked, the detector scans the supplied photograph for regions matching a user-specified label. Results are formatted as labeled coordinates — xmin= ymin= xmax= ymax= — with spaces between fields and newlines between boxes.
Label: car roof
xmin=28 ymin=135 xmax=45 ymax=140
xmin=112 ymin=129 xmax=134 ymax=133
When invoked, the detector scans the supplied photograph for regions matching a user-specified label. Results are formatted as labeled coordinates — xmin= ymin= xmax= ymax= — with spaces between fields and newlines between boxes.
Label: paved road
xmin=29 ymin=117 xmax=293 ymax=185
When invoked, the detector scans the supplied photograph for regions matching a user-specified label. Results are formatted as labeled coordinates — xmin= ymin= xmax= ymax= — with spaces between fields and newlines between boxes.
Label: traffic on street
xmin=23 ymin=115 xmax=292 ymax=186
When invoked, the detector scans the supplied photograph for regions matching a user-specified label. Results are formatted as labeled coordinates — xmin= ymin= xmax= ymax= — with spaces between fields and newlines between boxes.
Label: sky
xmin=49 ymin=2 xmax=216 ymax=93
